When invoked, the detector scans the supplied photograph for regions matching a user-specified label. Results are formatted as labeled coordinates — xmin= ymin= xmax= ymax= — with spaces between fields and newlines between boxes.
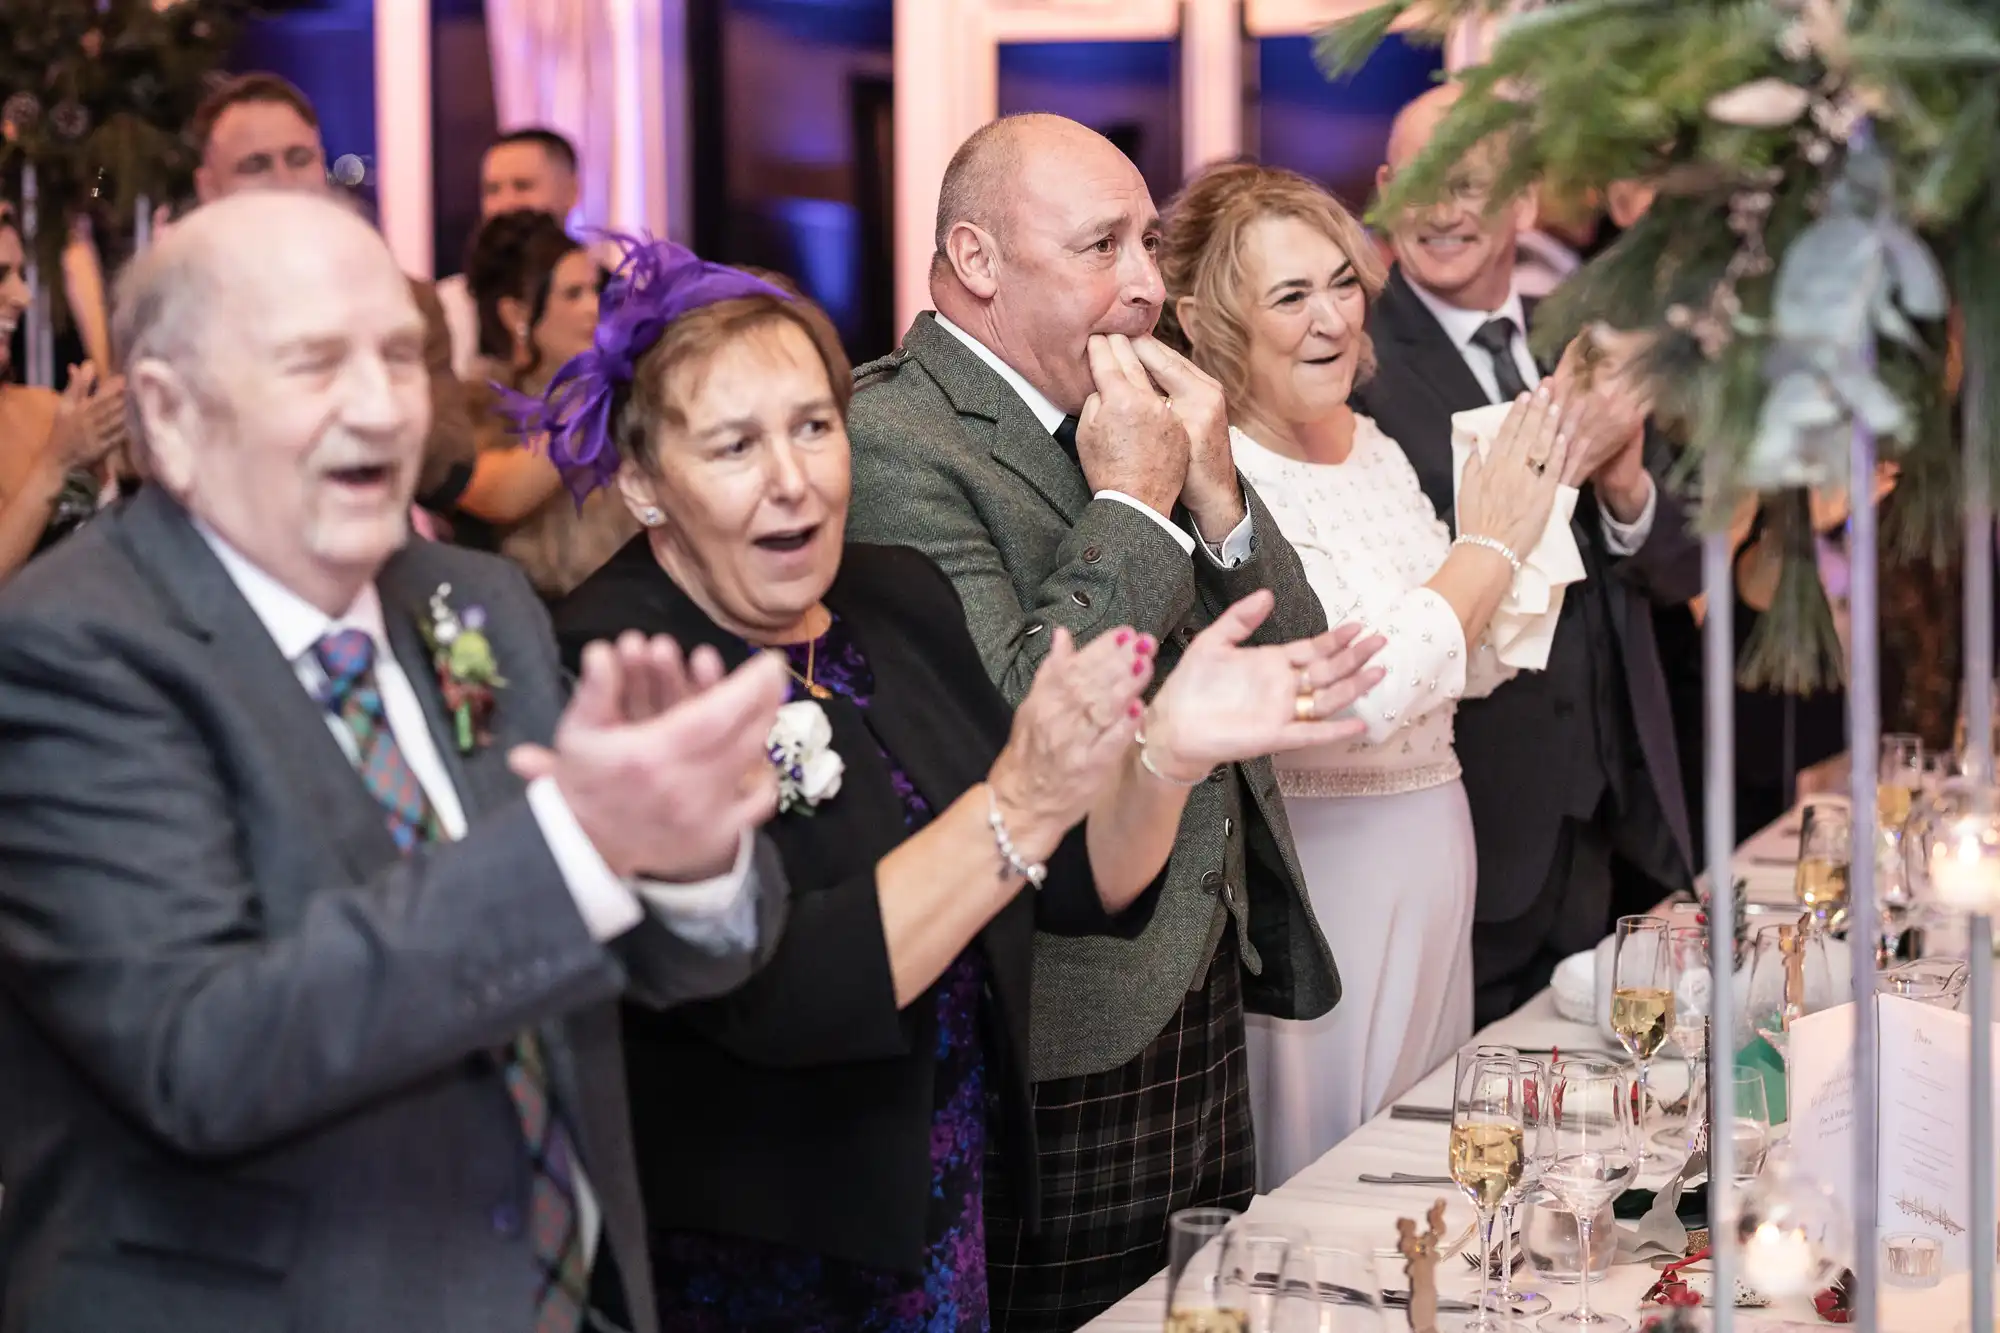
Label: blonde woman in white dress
xmin=1160 ymin=162 xmax=1576 ymax=1186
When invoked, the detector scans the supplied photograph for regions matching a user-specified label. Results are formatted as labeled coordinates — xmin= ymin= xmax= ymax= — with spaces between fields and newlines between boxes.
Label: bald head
xmin=114 ymin=191 xmax=401 ymax=386
xmin=928 ymin=113 xmax=1164 ymax=412
xmin=933 ymin=113 xmax=1123 ymax=260
xmin=1385 ymin=83 xmax=1462 ymax=173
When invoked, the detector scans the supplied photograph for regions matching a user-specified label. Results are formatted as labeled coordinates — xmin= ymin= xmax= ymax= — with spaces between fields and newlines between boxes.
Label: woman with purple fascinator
xmin=536 ymin=237 xmax=1355 ymax=1330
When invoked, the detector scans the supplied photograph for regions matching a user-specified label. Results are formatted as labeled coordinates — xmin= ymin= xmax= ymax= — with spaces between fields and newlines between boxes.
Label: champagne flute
xmin=1659 ymin=926 xmax=1710 ymax=1151
xmin=1166 ymin=1208 xmax=1249 ymax=1333
xmin=1450 ymin=1049 xmax=1525 ymax=1333
xmin=1610 ymin=916 xmax=1673 ymax=1167
xmin=1794 ymin=801 xmax=1852 ymax=929
xmin=1478 ymin=1052 xmax=1554 ymax=1317
xmin=1743 ymin=922 xmax=1836 ymax=1074
xmin=1538 ymin=1059 xmax=1639 ymax=1331
xmin=1879 ymin=734 xmax=1924 ymax=835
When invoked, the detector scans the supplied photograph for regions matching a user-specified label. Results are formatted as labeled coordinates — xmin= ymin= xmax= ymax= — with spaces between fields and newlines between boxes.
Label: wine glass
xmin=1726 ymin=1068 xmax=1772 ymax=1181
xmin=1743 ymin=921 xmax=1836 ymax=1070
xmin=1794 ymin=801 xmax=1852 ymax=929
xmin=1477 ymin=1052 xmax=1554 ymax=1318
xmin=1276 ymin=1241 xmax=1391 ymax=1333
xmin=1228 ymin=1223 xmax=1308 ymax=1333
xmin=1609 ymin=916 xmax=1673 ymax=1167
xmin=1166 ymin=1208 xmax=1249 ymax=1332
xmin=1538 ymin=1059 xmax=1639 ymax=1331
xmin=1450 ymin=1049 xmax=1526 ymax=1333
xmin=1659 ymin=926 xmax=1710 ymax=1151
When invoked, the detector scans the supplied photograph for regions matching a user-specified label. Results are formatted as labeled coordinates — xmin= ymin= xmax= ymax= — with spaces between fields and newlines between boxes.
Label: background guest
xmin=847 ymin=113 xmax=1384 ymax=1331
xmin=530 ymin=238 xmax=1381 ymax=1330
xmin=1160 ymin=161 xmax=1576 ymax=1183
xmin=1353 ymin=83 xmax=1702 ymax=1026
xmin=458 ymin=209 xmax=634 ymax=598
xmin=190 ymin=73 xmax=482 ymax=526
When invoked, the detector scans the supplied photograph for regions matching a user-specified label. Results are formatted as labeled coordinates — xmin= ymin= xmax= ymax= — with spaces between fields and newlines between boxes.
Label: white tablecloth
xmin=1079 ymin=804 xmax=1971 ymax=1331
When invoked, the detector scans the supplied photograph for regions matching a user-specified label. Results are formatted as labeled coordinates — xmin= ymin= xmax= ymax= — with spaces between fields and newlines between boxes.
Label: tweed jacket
xmin=844 ymin=312 xmax=1340 ymax=1081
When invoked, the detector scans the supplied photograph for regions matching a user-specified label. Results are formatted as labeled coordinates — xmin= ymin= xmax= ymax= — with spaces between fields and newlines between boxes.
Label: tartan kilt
xmin=984 ymin=940 xmax=1256 ymax=1333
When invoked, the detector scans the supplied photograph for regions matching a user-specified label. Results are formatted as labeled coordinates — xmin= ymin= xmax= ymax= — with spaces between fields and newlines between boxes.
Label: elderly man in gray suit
xmin=846 ymin=113 xmax=1384 ymax=1331
xmin=0 ymin=192 xmax=791 ymax=1333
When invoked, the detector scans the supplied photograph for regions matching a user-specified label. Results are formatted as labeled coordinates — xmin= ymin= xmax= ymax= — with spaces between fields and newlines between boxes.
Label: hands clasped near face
xmin=1072 ymin=333 xmax=1243 ymax=537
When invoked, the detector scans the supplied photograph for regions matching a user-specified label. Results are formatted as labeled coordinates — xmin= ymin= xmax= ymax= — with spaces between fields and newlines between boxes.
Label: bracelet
xmin=1452 ymin=533 xmax=1523 ymax=575
xmin=1134 ymin=723 xmax=1206 ymax=788
xmin=986 ymin=787 xmax=1048 ymax=888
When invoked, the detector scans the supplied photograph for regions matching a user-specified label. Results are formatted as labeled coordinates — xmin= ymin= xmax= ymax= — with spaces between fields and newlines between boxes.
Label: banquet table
xmin=1080 ymin=801 xmax=1971 ymax=1332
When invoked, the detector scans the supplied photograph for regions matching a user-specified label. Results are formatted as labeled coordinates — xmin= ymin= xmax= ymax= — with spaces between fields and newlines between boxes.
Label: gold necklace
xmin=788 ymin=637 xmax=831 ymax=700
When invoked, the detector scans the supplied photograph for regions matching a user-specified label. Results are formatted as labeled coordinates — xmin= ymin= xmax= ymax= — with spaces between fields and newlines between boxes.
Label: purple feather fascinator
xmin=498 ymin=234 xmax=794 ymax=500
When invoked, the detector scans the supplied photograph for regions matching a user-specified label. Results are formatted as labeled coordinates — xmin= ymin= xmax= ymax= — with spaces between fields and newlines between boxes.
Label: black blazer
xmin=1353 ymin=266 xmax=1700 ymax=919
xmin=552 ymin=537 xmax=1156 ymax=1275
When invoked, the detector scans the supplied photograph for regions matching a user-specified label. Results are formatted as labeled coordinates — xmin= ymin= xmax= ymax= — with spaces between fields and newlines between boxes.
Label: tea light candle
xmin=1883 ymin=1232 xmax=1942 ymax=1289
xmin=1742 ymin=1221 xmax=1819 ymax=1297
xmin=1928 ymin=829 xmax=2000 ymax=911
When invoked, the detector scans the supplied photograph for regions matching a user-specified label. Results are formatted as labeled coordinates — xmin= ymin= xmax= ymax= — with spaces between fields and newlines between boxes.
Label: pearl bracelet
xmin=987 ymin=787 xmax=1047 ymax=888
xmin=1452 ymin=533 xmax=1522 ymax=575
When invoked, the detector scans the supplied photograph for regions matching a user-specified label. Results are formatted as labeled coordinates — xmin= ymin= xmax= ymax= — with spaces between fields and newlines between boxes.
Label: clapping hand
xmin=510 ymin=636 xmax=790 ymax=883
xmin=1458 ymin=385 xmax=1575 ymax=563
xmin=1139 ymin=591 xmax=1388 ymax=781
xmin=1551 ymin=328 xmax=1652 ymax=492
xmin=43 ymin=363 xmax=128 ymax=473
xmin=987 ymin=625 xmax=1157 ymax=836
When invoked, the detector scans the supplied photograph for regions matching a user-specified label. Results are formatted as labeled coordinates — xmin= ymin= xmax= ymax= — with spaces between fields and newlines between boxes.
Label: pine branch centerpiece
xmin=1320 ymin=0 xmax=1999 ymax=691
xmin=0 ymin=0 xmax=313 ymax=323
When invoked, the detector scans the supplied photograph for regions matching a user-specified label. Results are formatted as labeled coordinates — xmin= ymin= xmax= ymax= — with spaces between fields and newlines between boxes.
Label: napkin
xmin=1449 ymin=402 xmax=1586 ymax=671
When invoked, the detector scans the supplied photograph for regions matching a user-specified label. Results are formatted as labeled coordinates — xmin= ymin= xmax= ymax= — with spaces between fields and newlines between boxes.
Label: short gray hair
xmin=111 ymin=227 xmax=228 ymax=463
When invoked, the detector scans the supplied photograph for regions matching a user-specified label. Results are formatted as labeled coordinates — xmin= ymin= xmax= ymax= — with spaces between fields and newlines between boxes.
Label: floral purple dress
xmin=650 ymin=614 xmax=992 ymax=1332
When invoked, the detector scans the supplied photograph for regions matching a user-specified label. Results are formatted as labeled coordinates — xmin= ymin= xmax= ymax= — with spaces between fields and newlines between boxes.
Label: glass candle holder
xmin=1882 ymin=1232 xmax=1942 ymax=1289
xmin=1905 ymin=778 xmax=2000 ymax=914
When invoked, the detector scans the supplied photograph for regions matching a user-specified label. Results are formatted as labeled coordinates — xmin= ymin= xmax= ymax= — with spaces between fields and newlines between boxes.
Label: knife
xmin=1389 ymin=1104 xmax=1454 ymax=1123
xmin=1358 ymin=1172 xmax=1456 ymax=1186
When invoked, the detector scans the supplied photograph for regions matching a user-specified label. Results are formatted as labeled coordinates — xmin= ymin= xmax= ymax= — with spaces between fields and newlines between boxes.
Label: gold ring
xmin=1295 ymin=693 xmax=1317 ymax=723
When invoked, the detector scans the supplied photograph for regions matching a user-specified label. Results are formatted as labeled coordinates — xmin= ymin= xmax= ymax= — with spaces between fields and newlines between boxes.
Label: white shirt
xmin=933 ymin=314 xmax=1256 ymax=567
xmin=199 ymin=525 xmax=760 ymax=1267
xmin=1404 ymin=278 xmax=1657 ymax=554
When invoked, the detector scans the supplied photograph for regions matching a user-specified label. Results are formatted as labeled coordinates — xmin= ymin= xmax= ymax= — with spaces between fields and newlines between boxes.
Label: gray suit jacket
xmin=845 ymin=313 xmax=1338 ymax=1082
xmin=0 ymin=488 xmax=787 ymax=1333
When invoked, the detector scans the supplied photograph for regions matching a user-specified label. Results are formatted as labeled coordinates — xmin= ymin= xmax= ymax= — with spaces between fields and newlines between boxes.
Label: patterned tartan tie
xmin=312 ymin=629 xmax=591 ymax=1332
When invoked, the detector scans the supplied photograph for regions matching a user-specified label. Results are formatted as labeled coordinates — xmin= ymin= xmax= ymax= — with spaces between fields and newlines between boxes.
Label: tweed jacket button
xmin=1082 ymin=545 xmax=1103 ymax=564
xmin=1208 ymin=767 xmax=1226 ymax=784
xmin=1200 ymin=870 xmax=1223 ymax=893
xmin=1070 ymin=590 xmax=1092 ymax=608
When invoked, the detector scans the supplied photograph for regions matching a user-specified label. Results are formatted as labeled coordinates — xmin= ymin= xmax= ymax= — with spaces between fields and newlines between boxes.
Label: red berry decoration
xmin=1813 ymin=1268 xmax=1856 ymax=1323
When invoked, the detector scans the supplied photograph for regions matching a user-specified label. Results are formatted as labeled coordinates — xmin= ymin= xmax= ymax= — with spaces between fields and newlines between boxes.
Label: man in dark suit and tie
xmin=1353 ymin=84 xmax=1702 ymax=1025
xmin=0 ymin=191 xmax=789 ymax=1333
xmin=846 ymin=113 xmax=1384 ymax=1331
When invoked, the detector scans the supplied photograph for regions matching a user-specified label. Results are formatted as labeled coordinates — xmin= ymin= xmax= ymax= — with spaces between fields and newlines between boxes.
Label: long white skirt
xmin=1245 ymin=778 xmax=1478 ymax=1190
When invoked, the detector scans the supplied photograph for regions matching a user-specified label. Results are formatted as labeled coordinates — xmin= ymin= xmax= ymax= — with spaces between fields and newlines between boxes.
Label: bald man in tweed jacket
xmin=846 ymin=113 xmax=1345 ymax=1332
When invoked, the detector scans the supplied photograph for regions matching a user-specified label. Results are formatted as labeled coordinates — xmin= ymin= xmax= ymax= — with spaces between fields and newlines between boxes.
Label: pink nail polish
xmin=1129 ymin=700 xmax=1143 ymax=719
xmin=1132 ymin=660 xmax=1145 ymax=677
xmin=1116 ymin=630 xmax=1132 ymax=647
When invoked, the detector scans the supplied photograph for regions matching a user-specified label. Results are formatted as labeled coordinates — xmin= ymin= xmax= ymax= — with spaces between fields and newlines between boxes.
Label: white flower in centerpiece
xmin=768 ymin=701 xmax=844 ymax=815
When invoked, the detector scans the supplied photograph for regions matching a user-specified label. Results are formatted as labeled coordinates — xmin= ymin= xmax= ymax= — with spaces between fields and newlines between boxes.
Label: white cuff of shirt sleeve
xmin=1196 ymin=510 xmax=1256 ymax=570
xmin=526 ymin=778 xmax=759 ymax=949
xmin=1095 ymin=491 xmax=1196 ymax=556
xmin=1598 ymin=474 xmax=1658 ymax=556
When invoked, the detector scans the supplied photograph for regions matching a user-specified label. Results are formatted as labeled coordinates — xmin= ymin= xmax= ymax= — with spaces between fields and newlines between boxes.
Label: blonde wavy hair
xmin=1158 ymin=162 xmax=1387 ymax=413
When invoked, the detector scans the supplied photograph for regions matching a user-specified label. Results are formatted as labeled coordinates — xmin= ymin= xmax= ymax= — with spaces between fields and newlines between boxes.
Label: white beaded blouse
xmin=1232 ymin=416 xmax=1518 ymax=799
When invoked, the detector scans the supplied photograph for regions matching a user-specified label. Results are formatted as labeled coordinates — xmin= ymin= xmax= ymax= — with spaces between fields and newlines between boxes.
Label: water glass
xmin=1538 ymin=1059 xmax=1638 ymax=1331
xmin=1166 ymin=1208 xmax=1248 ymax=1333
xmin=1275 ymin=1242 xmax=1391 ymax=1333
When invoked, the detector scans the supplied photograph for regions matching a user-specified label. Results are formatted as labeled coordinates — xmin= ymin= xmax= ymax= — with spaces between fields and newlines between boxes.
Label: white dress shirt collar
xmin=1404 ymin=275 xmax=1532 ymax=365
xmin=932 ymin=313 xmax=1069 ymax=436
xmin=195 ymin=523 xmax=389 ymax=665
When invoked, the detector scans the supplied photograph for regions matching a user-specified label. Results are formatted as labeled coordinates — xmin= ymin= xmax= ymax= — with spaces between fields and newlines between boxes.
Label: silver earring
xmin=639 ymin=506 xmax=664 ymax=527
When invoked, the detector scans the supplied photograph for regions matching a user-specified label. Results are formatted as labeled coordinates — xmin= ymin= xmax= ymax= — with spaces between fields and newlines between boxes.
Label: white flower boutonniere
xmin=768 ymin=700 xmax=845 ymax=816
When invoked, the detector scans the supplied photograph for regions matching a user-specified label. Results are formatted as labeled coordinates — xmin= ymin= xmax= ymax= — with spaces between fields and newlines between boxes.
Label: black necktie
xmin=1053 ymin=415 xmax=1080 ymax=459
xmin=1469 ymin=316 xmax=1532 ymax=404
